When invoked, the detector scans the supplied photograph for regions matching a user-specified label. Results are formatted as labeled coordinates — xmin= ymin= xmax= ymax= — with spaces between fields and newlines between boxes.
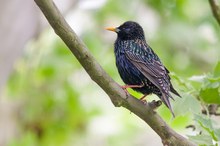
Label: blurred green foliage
xmin=4 ymin=0 xmax=220 ymax=146
xmin=175 ymin=62 xmax=220 ymax=145
xmin=7 ymin=33 xmax=89 ymax=146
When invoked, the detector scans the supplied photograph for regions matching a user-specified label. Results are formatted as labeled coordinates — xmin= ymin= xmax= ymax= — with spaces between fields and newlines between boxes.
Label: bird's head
xmin=106 ymin=21 xmax=145 ymax=40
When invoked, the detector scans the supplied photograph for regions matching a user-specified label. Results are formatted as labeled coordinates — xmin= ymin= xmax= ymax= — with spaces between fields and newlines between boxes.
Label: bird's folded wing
xmin=125 ymin=50 xmax=171 ymax=95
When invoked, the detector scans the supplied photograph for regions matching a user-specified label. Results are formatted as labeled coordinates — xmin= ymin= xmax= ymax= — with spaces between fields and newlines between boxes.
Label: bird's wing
xmin=125 ymin=46 xmax=171 ymax=95
xmin=124 ymin=43 xmax=174 ymax=114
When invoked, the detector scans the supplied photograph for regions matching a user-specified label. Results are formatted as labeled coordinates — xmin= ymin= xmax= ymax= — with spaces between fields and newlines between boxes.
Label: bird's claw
xmin=121 ymin=86 xmax=129 ymax=98
xmin=141 ymin=99 xmax=147 ymax=105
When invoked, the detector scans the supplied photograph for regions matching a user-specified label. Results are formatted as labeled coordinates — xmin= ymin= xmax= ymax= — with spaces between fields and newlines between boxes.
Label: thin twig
xmin=209 ymin=0 xmax=220 ymax=25
xmin=34 ymin=0 xmax=196 ymax=145
xmin=202 ymin=104 xmax=220 ymax=116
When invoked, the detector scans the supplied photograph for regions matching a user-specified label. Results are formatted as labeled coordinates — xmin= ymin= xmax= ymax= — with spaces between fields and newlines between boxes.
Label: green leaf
xmin=173 ymin=93 xmax=201 ymax=115
xmin=194 ymin=115 xmax=219 ymax=141
xmin=194 ymin=115 xmax=213 ymax=130
xmin=207 ymin=76 xmax=220 ymax=84
xmin=188 ymin=134 xmax=213 ymax=145
xmin=199 ymin=87 xmax=220 ymax=104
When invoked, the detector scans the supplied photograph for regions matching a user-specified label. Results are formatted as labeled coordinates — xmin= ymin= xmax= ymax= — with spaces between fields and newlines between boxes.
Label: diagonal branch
xmin=34 ymin=0 xmax=196 ymax=145
xmin=209 ymin=0 xmax=220 ymax=25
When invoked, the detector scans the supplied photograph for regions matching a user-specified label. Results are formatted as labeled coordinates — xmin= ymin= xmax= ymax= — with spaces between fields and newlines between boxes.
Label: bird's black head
xmin=106 ymin=21 xmax=145 ymax=40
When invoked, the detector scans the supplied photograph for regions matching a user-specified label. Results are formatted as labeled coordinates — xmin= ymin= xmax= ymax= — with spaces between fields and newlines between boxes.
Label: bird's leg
xmin=121 ymin=82 xmax=145 ymax=98
xmin=120 ymin=85 xmax=128 ymax=95
xmin=139 ymin=94 xmax=148 ymax=104
xmin=121 ymin=82 xmax=144 ymax=96
xmin=140 ymin=94 xmax=147 ymax=101
xmin=121 ymin=82 xmax=144 ymax=89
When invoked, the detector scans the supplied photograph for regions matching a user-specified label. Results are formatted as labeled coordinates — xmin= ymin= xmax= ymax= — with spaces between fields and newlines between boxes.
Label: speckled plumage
xmin=108 ymin=21 xmax=180 ymax=116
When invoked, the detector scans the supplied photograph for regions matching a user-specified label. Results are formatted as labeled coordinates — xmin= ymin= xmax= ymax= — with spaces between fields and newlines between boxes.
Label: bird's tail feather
xmin=161 ymin=93 xmax=175 ymax=117
xmin=170 ymin=84 xmax=181 ymax=98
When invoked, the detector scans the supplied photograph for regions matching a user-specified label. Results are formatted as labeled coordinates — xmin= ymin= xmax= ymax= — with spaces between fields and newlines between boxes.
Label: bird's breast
xmin=114 ymin=40 xmax=143 ymax=86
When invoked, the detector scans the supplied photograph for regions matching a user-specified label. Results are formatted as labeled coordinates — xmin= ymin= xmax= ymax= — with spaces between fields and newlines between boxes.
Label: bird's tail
xmin=170 ymin=84 xmax=181 ymax=98
xmin=160 ymin=93 xmax=175 ymax=117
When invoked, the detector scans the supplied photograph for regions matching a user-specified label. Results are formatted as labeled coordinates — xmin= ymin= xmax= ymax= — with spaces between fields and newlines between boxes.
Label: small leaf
xmin=199 ymin=87 xmax=220 ymax=104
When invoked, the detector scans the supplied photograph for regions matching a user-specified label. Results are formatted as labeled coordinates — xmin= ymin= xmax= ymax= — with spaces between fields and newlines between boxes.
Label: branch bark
xmin=209 ymin=0 xmax=220 ymax=25
xmin=34 ymin=0 xmax=196 ymax=145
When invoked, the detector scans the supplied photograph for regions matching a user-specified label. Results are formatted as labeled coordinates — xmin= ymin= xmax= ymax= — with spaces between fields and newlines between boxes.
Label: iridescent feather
xmin=109 ymin=21 xmax=181 ymax=117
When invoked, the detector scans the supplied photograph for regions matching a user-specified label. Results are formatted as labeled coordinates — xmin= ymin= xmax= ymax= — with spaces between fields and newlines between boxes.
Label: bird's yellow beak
xmin=106 ymin=27 xmax=121 ymax=33
xmin=106 ymin=27 xmax=117 ymax=32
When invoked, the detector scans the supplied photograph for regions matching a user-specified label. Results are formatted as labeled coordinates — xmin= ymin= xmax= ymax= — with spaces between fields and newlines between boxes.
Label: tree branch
xmin=209 ymin=0 xmax=220 ymax=25
xmin=34 ymin=0 xmax=196 ymax=145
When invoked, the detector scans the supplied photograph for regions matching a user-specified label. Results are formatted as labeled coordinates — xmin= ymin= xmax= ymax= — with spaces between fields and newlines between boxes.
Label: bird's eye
xmin=124 ymin=28 xmax=130 ymax=33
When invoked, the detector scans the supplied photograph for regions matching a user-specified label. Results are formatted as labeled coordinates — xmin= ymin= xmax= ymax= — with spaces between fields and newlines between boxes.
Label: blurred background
xmin=0 ymin=0 xmax=220 ymax=146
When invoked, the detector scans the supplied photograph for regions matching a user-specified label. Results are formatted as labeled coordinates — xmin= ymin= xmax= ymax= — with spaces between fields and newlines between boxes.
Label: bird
xmin=106 ymin=21 xmax=181 ymax=117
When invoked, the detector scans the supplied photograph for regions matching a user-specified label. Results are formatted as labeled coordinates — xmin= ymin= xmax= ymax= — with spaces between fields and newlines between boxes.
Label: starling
xmin=106 ymin=21 xmax=181 ymax=117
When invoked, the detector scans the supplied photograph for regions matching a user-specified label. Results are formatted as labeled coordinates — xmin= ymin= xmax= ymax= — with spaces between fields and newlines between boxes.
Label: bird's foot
xmin=140 ymin=94 xmax=147 ymax=101
xmin=120 ymin=85 xmax=129 ymax=97
xmin=139 ymin=94 xmax=148 ymax=104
